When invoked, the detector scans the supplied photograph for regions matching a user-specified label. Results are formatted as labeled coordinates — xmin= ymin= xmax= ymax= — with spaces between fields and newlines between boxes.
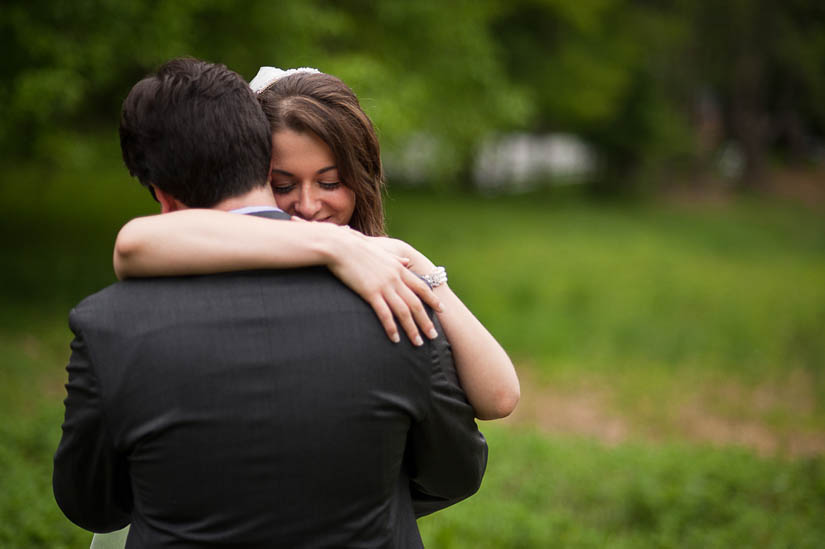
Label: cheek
xmin=274 ymin=193 xmax=297 ymax=213
xmin=335 ymin=187 xmax=357 ymax=219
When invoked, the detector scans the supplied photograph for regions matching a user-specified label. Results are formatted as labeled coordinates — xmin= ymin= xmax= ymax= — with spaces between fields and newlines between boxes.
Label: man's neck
xmin=211 ymin=185 xmax=278 ymax=212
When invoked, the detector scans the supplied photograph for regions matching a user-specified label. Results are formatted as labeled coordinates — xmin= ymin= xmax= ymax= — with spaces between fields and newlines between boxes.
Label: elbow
xmin=112 ymin=220 xmax=145 ymax=279
xmin=477 ymin=385 xmax=521 ymax=421
xmin=497 ymin=385 xmax=521 ymax=418
xmin=53 ymin=471 xmax=131 ymax=533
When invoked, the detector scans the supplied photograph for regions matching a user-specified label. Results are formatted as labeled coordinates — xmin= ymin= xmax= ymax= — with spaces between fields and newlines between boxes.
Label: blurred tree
xmin=490 ymin=0 xmax=695 ymax=191
xmin=0 ymin=0 xmax=532 ymax=186
xmin=188 ymin=0 xmax=533 ymax=186
xmin=328 ymin=0 xmax=532 ymax=186
xmin=0 ymin=0 xmax=212 ymax=158
xmin=1 ymin=0 xmax=822 ymax=191
xmin=687 ymin=0 xmax=825 ymax=187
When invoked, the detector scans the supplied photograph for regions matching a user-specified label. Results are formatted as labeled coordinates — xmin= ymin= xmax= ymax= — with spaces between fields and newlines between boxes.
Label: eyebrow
xmin=271 ymin=166 xmax=337 ymax=177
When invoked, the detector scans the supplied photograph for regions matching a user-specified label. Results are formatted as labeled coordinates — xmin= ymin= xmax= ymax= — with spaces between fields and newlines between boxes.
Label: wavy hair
xmin=257 ymin=73 xmax=385 ymax=236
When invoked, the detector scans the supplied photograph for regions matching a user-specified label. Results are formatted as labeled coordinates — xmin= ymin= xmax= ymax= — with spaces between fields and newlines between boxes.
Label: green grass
xmin=387 ymin=188 xmax=825 ymax=432
xmin=2 ymin=138 xmax=824 ymax=547
xmin=420 ymin=425 xmax=825 ymax=548
xmin=0 ymin=323 xmax=93 ymax=548
xmin=387 ymin=189 xmax=825 ymax=378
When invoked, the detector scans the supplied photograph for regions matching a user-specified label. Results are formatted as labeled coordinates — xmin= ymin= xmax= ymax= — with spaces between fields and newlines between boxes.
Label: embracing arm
xmin=435 ymin=283 xmax=520 ymax=420
xmin=370 ymin=237 xmax=520 ymax=420
xmin=114 ymin=210 xmax=440 ymax=345
xmin=116 ymin=210 xmax=373 ymax=277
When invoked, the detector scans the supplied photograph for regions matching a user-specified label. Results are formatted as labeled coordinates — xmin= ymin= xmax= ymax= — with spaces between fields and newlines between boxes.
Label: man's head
xmin=119 ymin=58 xmax=272 ymax=209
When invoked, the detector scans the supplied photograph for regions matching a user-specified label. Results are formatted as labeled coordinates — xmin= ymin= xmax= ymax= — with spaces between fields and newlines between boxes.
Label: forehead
xmin=271 ymin=129 xmax=334 ymax=167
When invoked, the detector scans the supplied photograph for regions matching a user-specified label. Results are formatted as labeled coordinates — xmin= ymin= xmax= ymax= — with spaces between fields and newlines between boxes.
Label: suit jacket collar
xmin=246 ymin=209 xmax=291 ymax=221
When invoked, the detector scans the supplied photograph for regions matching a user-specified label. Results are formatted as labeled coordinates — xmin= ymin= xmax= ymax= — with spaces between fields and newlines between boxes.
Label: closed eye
xmin=271 ymin=183 xmax=296 ymax=194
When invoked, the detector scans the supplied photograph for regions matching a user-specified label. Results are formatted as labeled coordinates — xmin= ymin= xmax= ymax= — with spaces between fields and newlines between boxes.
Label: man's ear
xmin=153 ymin=186 xmax=187 ymax=213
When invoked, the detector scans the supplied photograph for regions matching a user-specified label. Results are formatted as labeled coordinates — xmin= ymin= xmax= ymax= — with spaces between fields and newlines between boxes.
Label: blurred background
xmin=1 ymin=0 xmax=824 ymax=547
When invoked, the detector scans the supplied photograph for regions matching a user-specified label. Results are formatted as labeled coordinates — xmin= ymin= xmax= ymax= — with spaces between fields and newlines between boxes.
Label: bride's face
xmin=269 ymin=129 xmax=356 ymax=226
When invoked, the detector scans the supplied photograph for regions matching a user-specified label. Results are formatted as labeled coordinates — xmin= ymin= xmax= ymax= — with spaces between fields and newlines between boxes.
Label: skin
xmin=270 ymin=130 xmax=356 ymax=225
xmin=116 ymin=206 xmax=440 ymax=347
xmin=114 ymin=130 xmax=519 ymax=419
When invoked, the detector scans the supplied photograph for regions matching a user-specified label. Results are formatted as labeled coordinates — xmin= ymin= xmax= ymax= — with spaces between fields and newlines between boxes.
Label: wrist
xmin=422 ymin=266 xmax=448 ymax=288
xmin=308 ymin=222 xmax=349 ymax=267
xmin=407 ymin=251 xmax=436 ymax=276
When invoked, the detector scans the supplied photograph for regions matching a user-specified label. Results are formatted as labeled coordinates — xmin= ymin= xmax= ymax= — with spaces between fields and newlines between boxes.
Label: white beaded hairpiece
xmin=248 ymin=66 xmax=321 ymax=94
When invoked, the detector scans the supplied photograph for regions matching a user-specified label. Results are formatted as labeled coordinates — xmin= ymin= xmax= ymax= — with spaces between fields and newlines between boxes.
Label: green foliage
xmin=420 ymin=425 xmax=825 ymax=548
xmin=0 ymin=136 xmax=153 ymax=320
xmin=685 ymin=0 xmax=825 ymax=181
xmin=387 ymin=188 xmax=825 ymax=382
xmin=0 ymin=0 xmax=209 ymax=156
xmin=0 ymin=0 xmax=532 ymax=181
xmin=5 ymin=0 xmax=823 ymax=190
xmin=1 ymin=153 xmax=824 ymax=546
xmin=491 ymin=0 xmax=698 ymax=187
xmin=0 ymin=325 xmax=92 ymax=548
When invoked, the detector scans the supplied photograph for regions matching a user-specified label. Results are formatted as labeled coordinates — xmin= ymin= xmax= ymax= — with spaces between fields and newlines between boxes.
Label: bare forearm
xmin=113 ymin=211 xmax=442 ymax=345
xmin=380 ymin=238 xmax=520 ymax=419
xmin=434 ymin=284 xmax=520 ymax=419
xmin=114 ymin=210 xmax=340 ymax=279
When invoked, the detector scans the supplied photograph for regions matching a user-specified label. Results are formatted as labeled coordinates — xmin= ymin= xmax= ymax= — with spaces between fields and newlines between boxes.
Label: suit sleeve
xmin=53 ymin=307 xmax=132 ymax=532
xmin=408 ymin=324 xmax=488 ymax=517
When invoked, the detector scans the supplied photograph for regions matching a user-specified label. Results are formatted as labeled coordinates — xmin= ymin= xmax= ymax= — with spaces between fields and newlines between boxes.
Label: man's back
xmin=54 ymin=268 xmax=487 ymax=548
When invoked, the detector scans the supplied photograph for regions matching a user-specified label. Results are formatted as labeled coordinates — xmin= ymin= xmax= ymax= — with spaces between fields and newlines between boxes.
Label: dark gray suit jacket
xmin=53 ymin=210 xmax=487 ymax=548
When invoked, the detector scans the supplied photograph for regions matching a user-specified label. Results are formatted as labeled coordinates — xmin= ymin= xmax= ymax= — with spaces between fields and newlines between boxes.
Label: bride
xmin=90 ymin=67 xmax=518 ymax=548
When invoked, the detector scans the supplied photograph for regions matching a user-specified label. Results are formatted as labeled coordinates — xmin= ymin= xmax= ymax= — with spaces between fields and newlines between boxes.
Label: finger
xmin=384 ymin=291 xmax=423 ymax=346
xmin=402 ymin=269 xmax=443 ymax=313
xmin=368 ymin=295 xmax=400 ymax=343
xmin=398 ymin=284 xmax=438 ymax=340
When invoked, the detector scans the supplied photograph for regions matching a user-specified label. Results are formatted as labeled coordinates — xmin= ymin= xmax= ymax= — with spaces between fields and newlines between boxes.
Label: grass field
xmin=1 ymin=139 xmax=823 ymax=547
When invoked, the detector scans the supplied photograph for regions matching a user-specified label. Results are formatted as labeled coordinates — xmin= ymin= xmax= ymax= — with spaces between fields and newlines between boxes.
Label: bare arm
xmin=114 ymin=210 xmax=441 ymax=345
xmin=369 ymin=237 xmax=521 ymax=420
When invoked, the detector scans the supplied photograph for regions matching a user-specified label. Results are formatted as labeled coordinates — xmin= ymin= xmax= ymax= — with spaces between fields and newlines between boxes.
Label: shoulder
xmin=70 ymin=267 xmax=363 ymax=322
xmin=71 ymin=278 xmax=164 ymax=321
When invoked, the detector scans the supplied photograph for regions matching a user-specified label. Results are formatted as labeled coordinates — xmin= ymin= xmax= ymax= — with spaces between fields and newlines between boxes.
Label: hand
xmin=292 ymin=218 xmax=443 ymax=345
xmin=366 ymin=236 xmax=438 ymax=277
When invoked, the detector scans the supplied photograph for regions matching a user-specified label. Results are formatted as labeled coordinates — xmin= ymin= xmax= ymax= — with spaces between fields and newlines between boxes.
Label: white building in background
xmin=474 ymin=133 xmax=597 ymax=192
xmin=383 ymin=133 xmax=443 ymax=184
xmin=384 ymin=132 xmax=597 ymax=191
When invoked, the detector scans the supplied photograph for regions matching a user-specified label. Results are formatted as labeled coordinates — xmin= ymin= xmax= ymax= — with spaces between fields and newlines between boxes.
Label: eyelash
xmin=272 ymin=181 xmax=341 ymax=194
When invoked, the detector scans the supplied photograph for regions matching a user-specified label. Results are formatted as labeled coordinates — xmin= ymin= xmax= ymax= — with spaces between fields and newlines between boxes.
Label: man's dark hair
xmin=119 ymin=58 xmax=272 ymax=208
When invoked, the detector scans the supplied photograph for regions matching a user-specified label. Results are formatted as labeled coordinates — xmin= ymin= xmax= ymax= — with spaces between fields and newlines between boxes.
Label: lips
xmin=293 ymin=214 xmax=331 ymax=223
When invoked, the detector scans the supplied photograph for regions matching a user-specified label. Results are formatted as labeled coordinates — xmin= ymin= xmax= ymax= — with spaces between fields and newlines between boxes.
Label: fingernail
xmin=427 ymin=328 xmax=438 ymax=339
xmin=391 ymin=333 xmax=400 ymax=343
xmin=414 ymin=336 xmax=424 ymax=346
xmin=437 ymin=302 xmax=444 ymax=312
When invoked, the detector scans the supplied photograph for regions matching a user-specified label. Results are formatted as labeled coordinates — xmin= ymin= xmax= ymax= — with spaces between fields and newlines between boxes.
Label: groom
xmin=53 ymin=58 xmax=487 ymax=548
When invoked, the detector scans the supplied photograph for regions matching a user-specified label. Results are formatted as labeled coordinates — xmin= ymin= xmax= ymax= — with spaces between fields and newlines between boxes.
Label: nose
xmin=293 ymin=186 xmax=322 ymax=219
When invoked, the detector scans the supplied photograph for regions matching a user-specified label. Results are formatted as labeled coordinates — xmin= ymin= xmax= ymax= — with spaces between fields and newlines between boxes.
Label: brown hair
xmin=257 ymin=73 xmax=385 ymax=236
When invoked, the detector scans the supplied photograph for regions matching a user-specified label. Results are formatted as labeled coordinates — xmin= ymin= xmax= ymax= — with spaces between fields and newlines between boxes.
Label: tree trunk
xmin=730 ymin=52 xmax=771 ymax=189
